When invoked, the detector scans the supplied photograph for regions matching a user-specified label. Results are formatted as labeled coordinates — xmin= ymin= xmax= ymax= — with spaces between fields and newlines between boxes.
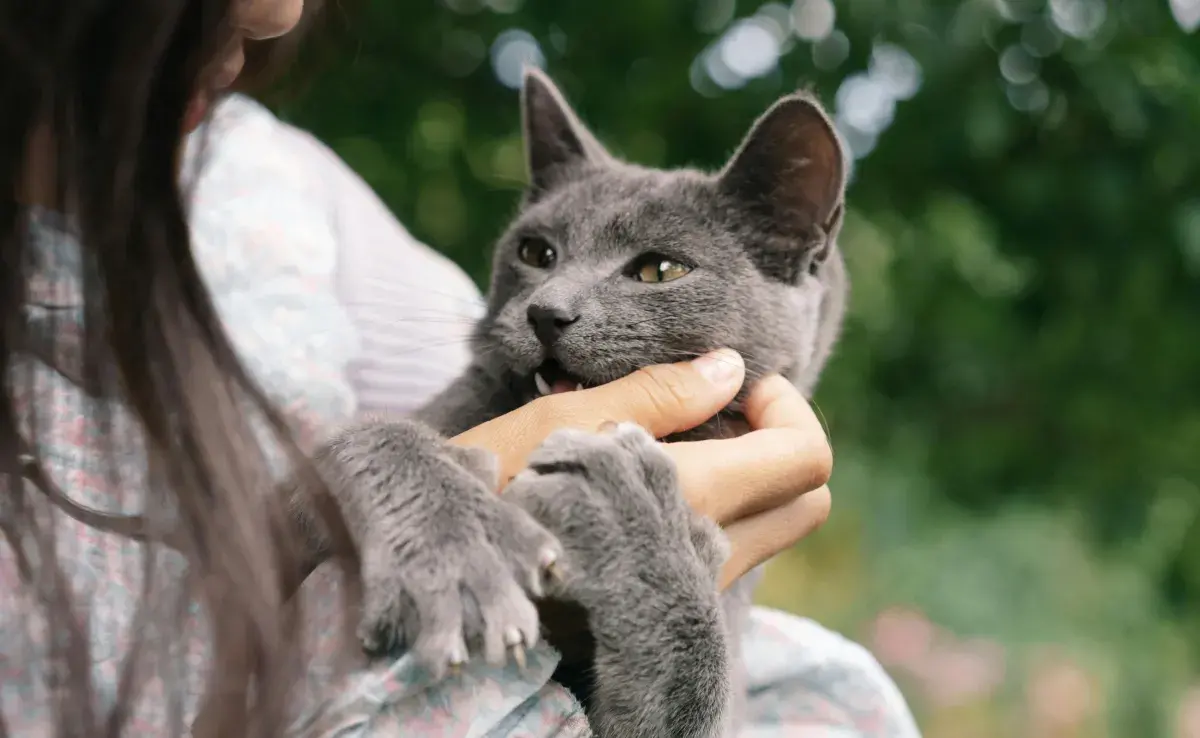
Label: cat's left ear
xmin=717 ymin=93 xmax=846 ymax=278
xmin=521 ymin=67 xmax=613 ymax=199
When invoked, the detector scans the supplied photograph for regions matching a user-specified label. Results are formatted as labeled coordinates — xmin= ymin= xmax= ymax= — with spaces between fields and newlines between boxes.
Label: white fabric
xmin=190 ymin=93 xmax=485 ymax=419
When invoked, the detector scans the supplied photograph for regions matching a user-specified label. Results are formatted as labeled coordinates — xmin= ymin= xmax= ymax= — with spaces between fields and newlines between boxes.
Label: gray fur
xmin=294 ymin=69 xmax=847 ymax=737
xmin=419 ymin=69 xmax=849 ymax=734
xmin=290 ymin=418 xmax=560 ymax=676
xmin=289 ymin=415 xmax=733 ymax=738
xmin=507 ymin=422 xmax=733 ymax=737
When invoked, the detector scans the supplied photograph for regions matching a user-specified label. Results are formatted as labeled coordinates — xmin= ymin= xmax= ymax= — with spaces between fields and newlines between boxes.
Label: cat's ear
xmin=717 ymin=93 xmax=846 ymax=278
xmin=521 ymin=67 xmax=612 ymax=197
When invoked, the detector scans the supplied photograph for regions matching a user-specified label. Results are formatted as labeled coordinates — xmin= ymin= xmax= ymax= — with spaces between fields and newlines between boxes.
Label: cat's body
xmin=296 ymin=70 xmax=847 ymax=737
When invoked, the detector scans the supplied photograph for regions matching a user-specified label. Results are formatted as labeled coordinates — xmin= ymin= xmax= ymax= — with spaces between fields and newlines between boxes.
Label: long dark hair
xmin=1 ymin=1 xmax=357 ymax=735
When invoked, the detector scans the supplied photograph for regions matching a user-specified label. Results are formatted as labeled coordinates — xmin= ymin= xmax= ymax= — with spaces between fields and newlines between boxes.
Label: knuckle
xmin=633 ymin=364 xmax=697 ymax=418
xmin=779 ymin=487 xmax=831 ymax=550
xmin=779 ymin=428 xmax=832 ymax=493
xmin=808 ymin=437 xmax=834 ymax=489
xmin=807 ymin=486 xmax=832 ymax=530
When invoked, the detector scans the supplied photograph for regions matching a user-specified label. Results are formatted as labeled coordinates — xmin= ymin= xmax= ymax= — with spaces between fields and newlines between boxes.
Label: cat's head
xmin=477 ymin=68 xmax=848 ymax=403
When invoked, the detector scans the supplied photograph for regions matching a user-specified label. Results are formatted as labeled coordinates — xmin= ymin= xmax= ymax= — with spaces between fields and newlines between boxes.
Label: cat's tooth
xmin=534 ymin=372 xmax=551 ymax=396
xmin=575 ymin=382 xmax=583 ymax=392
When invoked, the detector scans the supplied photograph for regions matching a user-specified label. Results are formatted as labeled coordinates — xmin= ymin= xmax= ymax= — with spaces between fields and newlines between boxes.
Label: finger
xmin=743 ymin=373 xmax=826 ymax=438
xmin=667 ymin=373 xmax=830 ymax=524
xmin=718 ymin=485 xmax=831 ymax=589
xmin=452 ymin=349 xmax=745 ymax=484
xmin=451 ymin=406 xmax=552 ymax=487
xmin=666 ymin=424 xmax=832 ymax=525
xmin=569 ymin=348 xmax=746 ymax=438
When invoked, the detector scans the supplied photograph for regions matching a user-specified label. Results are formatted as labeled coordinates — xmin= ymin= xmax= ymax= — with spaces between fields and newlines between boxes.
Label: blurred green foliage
xmin=263 ymin=0 xmax=1200 ymax=733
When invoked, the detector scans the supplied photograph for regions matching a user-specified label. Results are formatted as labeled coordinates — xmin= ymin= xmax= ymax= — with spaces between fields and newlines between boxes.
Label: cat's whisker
xmin=342 ymin=305 xmax=483 ymax=321
xmin=339 ymin=296 xmax=480 ymax=310
xmin=352 ymin=317 xmax=481 ymax=328
xmin=352 ymin=279 xmax=489 ymax=310
xmin=338 ymin=307 xmax=477 ymax=324
xmin=360 ymin=337 xmax=482 ymax=359
xmin=807 ymin=399 xmax=834 ymax=462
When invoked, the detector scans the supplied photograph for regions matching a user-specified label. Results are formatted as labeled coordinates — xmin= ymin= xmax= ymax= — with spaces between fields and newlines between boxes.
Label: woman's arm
xmin=243 ymin=93 xmax=487 ymax=419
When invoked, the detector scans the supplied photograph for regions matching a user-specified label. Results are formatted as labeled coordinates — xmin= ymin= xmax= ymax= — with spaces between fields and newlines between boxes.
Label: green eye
xmin=517 ymin=238 xmax=557 ymax=269
xmin=632 ymin=255 xmax=692 ymax=283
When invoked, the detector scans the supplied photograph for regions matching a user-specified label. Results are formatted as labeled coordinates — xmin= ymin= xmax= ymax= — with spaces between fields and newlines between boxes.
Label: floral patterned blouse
xmin=0 ymin=94 xmax=921 ymax=738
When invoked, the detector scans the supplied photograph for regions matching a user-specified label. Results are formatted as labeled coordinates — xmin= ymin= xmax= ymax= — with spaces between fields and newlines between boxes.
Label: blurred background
xmin=256 ymin=1 xmax=1199 ymax=735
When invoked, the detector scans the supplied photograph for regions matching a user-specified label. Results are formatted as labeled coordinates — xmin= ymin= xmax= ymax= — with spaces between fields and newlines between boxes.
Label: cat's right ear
xmin=521 ymin=67 xmax=612 ymax=199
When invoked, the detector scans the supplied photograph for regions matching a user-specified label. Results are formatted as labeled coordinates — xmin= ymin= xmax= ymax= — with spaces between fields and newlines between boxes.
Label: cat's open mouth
xmin=532 ymin=359 xmax=592 ymax=396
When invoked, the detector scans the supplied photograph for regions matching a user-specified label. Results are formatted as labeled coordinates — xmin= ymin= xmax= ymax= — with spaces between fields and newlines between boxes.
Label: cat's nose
xmin=526 ymin=304 xmax=580 ymax=347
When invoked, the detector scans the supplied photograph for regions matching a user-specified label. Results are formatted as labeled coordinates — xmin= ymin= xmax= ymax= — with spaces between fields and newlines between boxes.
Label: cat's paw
xmin=505 ymin=421 xmax=725 ymax=604
xmin=317 ymin=420 xmax=563 ymax=679
xmin=505 ymin=422 xmax=732 ymax=738
xmin=688 ymin=511 xmax=731 ymax=584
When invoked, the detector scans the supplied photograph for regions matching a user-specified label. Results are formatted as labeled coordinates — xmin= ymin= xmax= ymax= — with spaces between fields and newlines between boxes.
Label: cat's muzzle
xmin=531 ymin=358 xmax=589 ymax=396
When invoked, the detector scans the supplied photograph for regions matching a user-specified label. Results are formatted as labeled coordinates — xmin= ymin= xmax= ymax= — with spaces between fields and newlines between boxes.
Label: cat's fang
xmin=535 ymin=372 xmax=552 ymax=396
xmin=575 ymin=382 xmax=583 ymax=392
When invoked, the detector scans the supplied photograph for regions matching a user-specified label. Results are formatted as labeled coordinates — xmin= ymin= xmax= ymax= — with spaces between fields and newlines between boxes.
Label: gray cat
xmin=293 ymin=69 xmax=847 ymax=737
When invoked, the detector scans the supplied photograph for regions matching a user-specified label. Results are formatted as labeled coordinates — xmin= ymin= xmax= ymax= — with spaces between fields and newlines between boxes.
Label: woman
xmin=1 ymin=1 xmax=899 ymax=737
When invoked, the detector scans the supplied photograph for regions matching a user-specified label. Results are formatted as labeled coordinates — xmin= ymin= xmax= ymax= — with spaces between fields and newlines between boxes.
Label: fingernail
xmin=692 ymin=349 xmax=744 ymax=387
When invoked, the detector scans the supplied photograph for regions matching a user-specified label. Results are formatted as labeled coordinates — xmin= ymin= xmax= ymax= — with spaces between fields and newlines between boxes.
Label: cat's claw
xmin=539 ymin=547 xmax=565 ymax=588
xmin=506 ymin=628 xmax=528 ymax=670
xmin=448 ymin=643 xmax=468 ymax=675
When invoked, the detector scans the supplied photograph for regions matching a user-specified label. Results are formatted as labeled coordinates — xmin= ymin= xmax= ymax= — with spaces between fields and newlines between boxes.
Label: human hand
xmin=449 ymin=349 xmax=833 ymax=587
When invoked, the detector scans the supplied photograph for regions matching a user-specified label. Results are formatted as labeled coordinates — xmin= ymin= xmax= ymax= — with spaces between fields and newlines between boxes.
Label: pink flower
xmin=913 ymin=638 xmax=1007 ymax=708
xmin=869 ymin=606 xmax=936 ymax=671
xmin=1026 ymin=649 xmax=1100 ymax=736
xmin=1174 ymin=685 xmax=1200 ymax=738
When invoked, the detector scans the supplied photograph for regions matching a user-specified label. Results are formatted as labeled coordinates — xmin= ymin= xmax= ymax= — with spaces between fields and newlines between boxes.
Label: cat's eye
xmin=517 ymin=237 xmax=558 ymax=269
xmin=631 ymin=254 xmax=692 ymax=284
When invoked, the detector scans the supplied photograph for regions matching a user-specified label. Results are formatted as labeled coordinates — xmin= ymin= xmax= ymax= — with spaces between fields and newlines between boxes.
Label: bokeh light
xmin=490 ymin=29 xmax=545 ymax=89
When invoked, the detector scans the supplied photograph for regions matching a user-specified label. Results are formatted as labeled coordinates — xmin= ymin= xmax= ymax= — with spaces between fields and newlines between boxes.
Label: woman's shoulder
xmin=182 ymin=94 xmax=361 ymax=441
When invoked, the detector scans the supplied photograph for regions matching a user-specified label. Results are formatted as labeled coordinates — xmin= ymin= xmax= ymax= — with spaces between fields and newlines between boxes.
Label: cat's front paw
xmin=505 ymin=421 xmax=726 ymax=608
xmin=317 ymin=421 xmax=563 ymax=679
xmin=505 ymin=422 xmax=731 ymax=737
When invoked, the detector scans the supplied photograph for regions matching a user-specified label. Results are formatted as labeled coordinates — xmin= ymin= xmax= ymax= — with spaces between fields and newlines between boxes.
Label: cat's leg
xmin=412 ymin=362 xmax=516 ymax=436
xmin=286 ymin=417 xmax=562 ymax=678
xmin=719 ymin=574 xmax=761 ymax=735
xmin=506 ymin=422 xmax=732 ymax=738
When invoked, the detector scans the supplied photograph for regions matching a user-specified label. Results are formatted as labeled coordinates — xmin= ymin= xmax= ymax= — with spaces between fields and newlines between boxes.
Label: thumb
xmin=450 ymin=349 xmax=745 ymax=484
xmin=575 ymin=348 xmax=746 ymax=438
